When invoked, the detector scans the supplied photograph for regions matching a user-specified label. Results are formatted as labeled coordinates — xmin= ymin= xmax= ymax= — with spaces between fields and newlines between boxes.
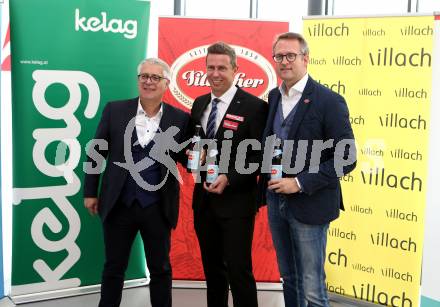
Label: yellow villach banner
xmin=304 ymin=15 xmax=433 ymax=306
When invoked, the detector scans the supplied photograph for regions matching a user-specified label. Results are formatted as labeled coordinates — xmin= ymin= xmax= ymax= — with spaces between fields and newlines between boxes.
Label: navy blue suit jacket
xmin=258 ymin=76 xmax=356 ymax=225
xmin=83 ymin=98 xmax=191 ymax=228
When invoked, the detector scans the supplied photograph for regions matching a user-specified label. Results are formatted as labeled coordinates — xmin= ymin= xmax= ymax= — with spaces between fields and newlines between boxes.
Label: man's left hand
xmin=203 ymin=174 xmax=229 ymax=194
xmin=268 ymin=178 xmax=300 ymax=194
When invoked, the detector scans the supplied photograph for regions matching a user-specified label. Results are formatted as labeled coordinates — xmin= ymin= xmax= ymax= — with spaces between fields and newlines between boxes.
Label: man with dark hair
xmin=84 ymin=58 xmax=190 ymax=307
xmin=190 ymin=41 xmax=268 ymax=307
xmin=258 ymin=32 xmax=356 ymax=307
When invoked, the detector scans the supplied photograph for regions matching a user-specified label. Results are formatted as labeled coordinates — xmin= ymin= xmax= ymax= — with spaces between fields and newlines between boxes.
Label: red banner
xmin=1 ymin=20 xmax=10 ymax=71
xmin=159 ymin=17 xmax=288 ymax=281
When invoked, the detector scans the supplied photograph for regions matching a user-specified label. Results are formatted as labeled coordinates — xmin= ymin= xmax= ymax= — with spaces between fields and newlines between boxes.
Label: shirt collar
xmin=279 ymin=73 xmax=309 ymax=97
xmin=137 ymin=99 xmax=163 ymax=119
xmin=211 ymin=84 xmax=238 ymax=105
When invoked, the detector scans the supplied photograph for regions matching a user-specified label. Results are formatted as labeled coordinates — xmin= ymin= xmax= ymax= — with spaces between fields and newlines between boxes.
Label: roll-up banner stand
xmin=1 ymin=0 xmax=11 ymax=298
xmin=10 ymin=0 xmax=150 ymax=302
xmin=158 ymin=17 xmax=289 ymax=282
xmin=0 ymin=0 xmax=4 ymax=297
xmin=421 ymin=12 xmax=440 ymax=307
xmin=304 ymin=15 xmax=434 ymax=306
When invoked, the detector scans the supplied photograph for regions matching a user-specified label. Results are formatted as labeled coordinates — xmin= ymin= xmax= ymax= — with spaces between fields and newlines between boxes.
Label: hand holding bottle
xmin=204 ymin=174 xmax=229 ymax=194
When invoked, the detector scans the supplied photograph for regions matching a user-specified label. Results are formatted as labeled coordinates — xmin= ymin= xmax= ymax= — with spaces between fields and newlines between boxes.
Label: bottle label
xmin=206 ymin=164 xmax=219 ymax=183
xmin=187 ymin=150 xmax=200 ymax=170
xmin=192 ymin=136 xmax=201 ymax=143
xmin=271 ymin=164 xmax=282 ymax=180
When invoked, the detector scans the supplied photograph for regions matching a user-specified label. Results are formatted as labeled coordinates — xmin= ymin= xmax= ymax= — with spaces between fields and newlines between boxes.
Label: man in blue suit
xmin=258 ymin=32 xmax=356 ymax=307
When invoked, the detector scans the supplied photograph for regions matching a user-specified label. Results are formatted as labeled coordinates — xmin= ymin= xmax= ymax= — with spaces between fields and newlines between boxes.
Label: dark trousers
xmin=99 ymin=201 xmax=172 ymax=307
xmin=194 ymin=204 xmax=258 ymax=307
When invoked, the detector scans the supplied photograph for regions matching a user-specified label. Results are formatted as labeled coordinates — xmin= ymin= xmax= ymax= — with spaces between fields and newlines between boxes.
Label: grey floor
xmin=0 ymin=286 xmax=376 ymax=307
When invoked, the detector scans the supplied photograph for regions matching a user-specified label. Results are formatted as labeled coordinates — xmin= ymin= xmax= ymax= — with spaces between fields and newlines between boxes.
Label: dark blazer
xmin=258 ymin=77 xmax=356 ymax=225
xmin=83 ymin=98 xmax=190 ymax=228
xmin=191 ymin=87 xmax=268 ymax=217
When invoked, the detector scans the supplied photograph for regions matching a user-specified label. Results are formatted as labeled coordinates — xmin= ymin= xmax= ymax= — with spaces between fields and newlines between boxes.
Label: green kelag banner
xmin=10 ymin=0 xmax=150 ymax=295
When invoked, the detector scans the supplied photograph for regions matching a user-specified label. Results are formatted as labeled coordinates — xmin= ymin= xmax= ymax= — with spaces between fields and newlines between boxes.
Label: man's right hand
xmin=84 ymin=197 xmax=99 ymax=215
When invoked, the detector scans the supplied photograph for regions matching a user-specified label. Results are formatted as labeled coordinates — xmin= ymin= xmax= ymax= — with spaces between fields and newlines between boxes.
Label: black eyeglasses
xmin=272 ymin=52 xmax=303 ymax=63
xmin=137 ymin=73 xmax=168 ymax=83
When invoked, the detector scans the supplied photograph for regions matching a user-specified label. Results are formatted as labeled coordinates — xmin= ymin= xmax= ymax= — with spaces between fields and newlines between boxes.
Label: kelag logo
xmin=74 ymin=8 xmax=137 ymax=39
xmin=169 ymin=45 xmax=277 ymax=109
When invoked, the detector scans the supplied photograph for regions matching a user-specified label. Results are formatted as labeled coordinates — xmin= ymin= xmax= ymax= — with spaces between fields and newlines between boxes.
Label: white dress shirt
xmin=279 ymin=73 xmax=309 ymax=119
xmin=135 ymin=100 xmax=163 ymax=148
xmin=201 ymin=85 xmax=238 ymax=134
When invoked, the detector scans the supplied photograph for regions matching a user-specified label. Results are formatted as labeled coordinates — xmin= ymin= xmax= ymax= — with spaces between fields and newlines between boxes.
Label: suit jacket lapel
xmin=116 ymin=98 xmax=137 ymax=180
xmin=193 ymin=95 xmax=211 ymax=138
xmin=287 ymin=78 xmax=315 ymax=140
xmin=263 ymin=89 xmax=281 ymax=140
xmin=158 ymin=102 xmax=173 ymax=132
xmin=123 ymin=97 xmax=139 ymax=124
xmin=120 ymin=98 xmax=139 ymax=143
xmin=157 ymin=103 xmax=173 ymax=177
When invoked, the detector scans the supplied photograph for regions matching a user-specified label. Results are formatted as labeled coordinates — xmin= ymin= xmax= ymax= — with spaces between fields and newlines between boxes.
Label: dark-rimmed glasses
xmin=137 ymin=73 xmax=168 ymax=83
xmin=272 ymin=52 xmax=303 ymax=63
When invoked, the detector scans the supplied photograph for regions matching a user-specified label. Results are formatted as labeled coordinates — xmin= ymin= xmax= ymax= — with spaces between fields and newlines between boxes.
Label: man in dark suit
xmin=258 ymin=33 xmax=356 ymax=307
xmin=190 ymin=42 xmax=268 ymax=307
xmin=83 ymin=58 xmax=190 ymax=307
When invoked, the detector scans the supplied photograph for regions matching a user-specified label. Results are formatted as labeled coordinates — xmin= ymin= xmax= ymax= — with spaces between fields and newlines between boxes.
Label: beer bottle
xmin=206 ymin=140 xmax=219 ymax=186
xmin=271 ymin=139 xmax=283 ymax=180
xmin=187 ymin=125 xmax=202 ymax=171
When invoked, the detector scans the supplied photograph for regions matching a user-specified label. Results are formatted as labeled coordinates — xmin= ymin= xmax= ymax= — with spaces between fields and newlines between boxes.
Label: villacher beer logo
xmin=169 ymin=44 xmax=277 ymax=109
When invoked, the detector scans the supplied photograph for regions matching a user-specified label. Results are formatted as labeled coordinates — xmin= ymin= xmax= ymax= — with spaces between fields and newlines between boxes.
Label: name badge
xmin=223 ymin=120 xmax=239 ymax=130
xmin=225 ymin=114 xmax=244 ymax=122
